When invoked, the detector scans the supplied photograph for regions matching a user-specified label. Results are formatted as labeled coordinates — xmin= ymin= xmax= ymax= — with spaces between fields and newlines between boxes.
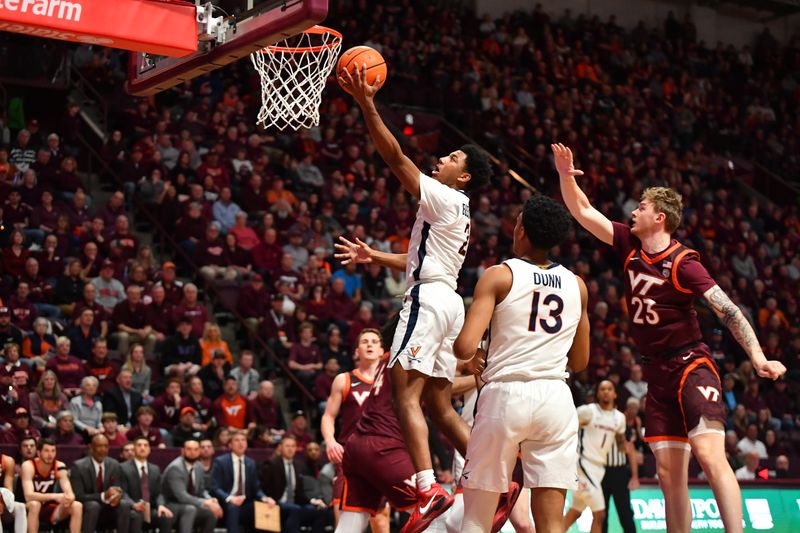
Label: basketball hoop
xmin=250 ymin=25 xmax=342 ymax=131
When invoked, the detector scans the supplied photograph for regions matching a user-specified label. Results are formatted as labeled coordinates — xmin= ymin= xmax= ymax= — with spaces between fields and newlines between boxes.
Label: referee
xmin=601 ymin=425 xmax=639 ymax=533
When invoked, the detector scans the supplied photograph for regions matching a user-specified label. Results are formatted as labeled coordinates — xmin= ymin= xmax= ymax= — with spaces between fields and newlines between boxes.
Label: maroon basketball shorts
xmin=643 ymin=344 xmax=726 ymax=445
xmin=332 ymin=463 xmax=344 ymax=506
xmin=341 ymin=433 xmax=417 ymax=514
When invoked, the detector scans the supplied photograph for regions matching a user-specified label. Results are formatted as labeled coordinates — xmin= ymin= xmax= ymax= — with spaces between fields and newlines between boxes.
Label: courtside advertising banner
xmin=0 ymin=0 xmax=197 ymax=56
xmin=498 ymin=486 xmax=800 ymax=532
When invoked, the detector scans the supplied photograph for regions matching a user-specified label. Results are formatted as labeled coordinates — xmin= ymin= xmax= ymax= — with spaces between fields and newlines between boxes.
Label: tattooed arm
xmin=703 ymin=285 xmax=786 ymax=379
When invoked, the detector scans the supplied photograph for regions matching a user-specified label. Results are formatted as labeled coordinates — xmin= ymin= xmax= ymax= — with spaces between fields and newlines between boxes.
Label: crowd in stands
xmin=0 ymin=0 xmax=795 ymax=493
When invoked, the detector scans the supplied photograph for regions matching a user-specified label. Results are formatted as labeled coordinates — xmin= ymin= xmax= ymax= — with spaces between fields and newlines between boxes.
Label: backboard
xmin=127 ymin=0 xmax=329 ymax=96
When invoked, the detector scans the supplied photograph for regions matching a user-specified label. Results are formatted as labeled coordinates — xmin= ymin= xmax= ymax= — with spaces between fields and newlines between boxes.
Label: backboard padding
xmin=127 ymin=0 xmax=328 ymax=96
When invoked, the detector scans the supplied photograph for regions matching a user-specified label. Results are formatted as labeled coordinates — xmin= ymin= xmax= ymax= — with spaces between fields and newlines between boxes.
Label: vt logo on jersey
xmin=225 ymin=404 xmax=243 ymax=416
xmin=628 ymin=271 xmax=666 ymax=295
xmin=351 ymin=391 xmax=370 ymax=407
xmin=34 ymin=479 xmax=55 ymax=492
xmin=697 ymin=386 xmax=720 ymax=402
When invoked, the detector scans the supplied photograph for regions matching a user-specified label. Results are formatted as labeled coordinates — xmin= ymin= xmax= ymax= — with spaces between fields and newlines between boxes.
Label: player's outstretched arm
xmin=321 ymin=373 xmax=347 ymax=464
xmin=567 ymin=276 xmax=590 ymax=372
xmin=339 ymin=65 xmax=421 ymax=198
xmin=454 ymin=265 xmax=512 ymax=361
xmin=703 ymin=285 xmax=786 ymax=380
xmin=335 ymin=236 xmax=408 ymax=272
xmin=551 ymin=143 xmax=613 ymax=245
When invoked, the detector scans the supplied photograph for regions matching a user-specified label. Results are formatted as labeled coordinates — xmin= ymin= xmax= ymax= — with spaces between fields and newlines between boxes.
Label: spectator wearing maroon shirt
xmin=238 ymin=274 xmax=270 ymax=338
xmin=29 ymin=189 xmax=60 ymax=236
xmin=172 ymin=283 xmax=208 ymax=338
xmin=81 ymin=217 xmax=110 ymax=257
xmin=126 ymin=406 xmax=165 ymax=448
xmin=251 ymin=228 xmax=283 ymax=279
xmin=4 ymin=189 xmax=32 ymax=233
xmin=8 ymin=282 xmax=38 ymax=332
xmin=51 ymin=410 xmax=84 ymax=446
xmin=66 ymin=307 xmax=101 ymax=360
xmin=196 ymin=222 xmax=237 ymax=282
xmin=249 ymin=380 xmax=286 ymax=433
xmin=346 ymin=304 xmax=381 ymax=350
xmin=323 ymin=277 xmax=357 ymax=333
xmin=742 ymin=379 xmax=768 ymax=418
xmin=65 ymin=189 xmax=91 ymax=231
xmin=175 ymin=202 xmax=208 ymax=259
xmin=145 ymin=284 xmax=173 ymax=345
xmin=34 ymin=234 xmax=65 ymax=284
xmin=239 ymin=173 xmax=268 ymax=215
xmin=28 ymin=369 xmax=69 ymax=432
xmin=286 ymin=411 xmax=313 ymax=452
xmin=45 ymin=337 xmax=86 ymax=397
xmin=83 ymin=338 xmax=118 ymax=394
xmin=72 ymin=283 xmax=109 ymax=338
xmin=100 ymin=412 xmax=127 ymax=447
xmin=0 ymin=306 xmax=24 ymax=349
xmin=110 ymin=285 xmax=156 ymax=355
xmin=180 ymin=376 xmax=213 ymax=435
xmin=151 ymin=378 xmax=182 ymax=431
xmin=314 ymin=358 xmax=340 ymax=411
xmin=765 ymin=378 xmax=795 ymax=429
xmin=21 ymin=257 xmax=61 ymax=318
xmin=2 ymin=229 xmax=30 ymax=280
xmin=110 ymin=214 xmax=139 ymax=262
xmin=98 ymin=191 xmax=126 ymax=229
xmin=156 ymin=262 xmax=184 ymax=306
xmin=289 ymin=322 xmax=323 ymax=393
xmin=0 ymin=407 xmax=40 ymax=445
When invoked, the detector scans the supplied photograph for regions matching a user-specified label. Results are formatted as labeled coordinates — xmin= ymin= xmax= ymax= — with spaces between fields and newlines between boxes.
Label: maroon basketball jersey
xmin=27 ymin=458 xmax=62 ymax=494
xmin=339 ymin=369 xmax=374 ymax=442
xmin=612 ymin=222 xmax=716 ymax=358
xmin=355 ymin=358 xmax=403 ymax=445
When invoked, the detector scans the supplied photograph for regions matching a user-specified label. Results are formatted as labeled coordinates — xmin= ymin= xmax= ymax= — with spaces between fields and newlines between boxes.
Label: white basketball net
xmin=250 ymin=26 xmax=342 ymax=131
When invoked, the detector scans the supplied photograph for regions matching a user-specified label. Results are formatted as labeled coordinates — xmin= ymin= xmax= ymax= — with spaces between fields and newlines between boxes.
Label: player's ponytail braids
xmin=460 ymin=144 xmax=492 ymax=192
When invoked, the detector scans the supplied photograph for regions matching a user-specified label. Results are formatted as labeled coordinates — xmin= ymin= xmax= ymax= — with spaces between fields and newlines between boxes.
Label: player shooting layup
xmin=338 ymin=65 xmax=491 ymax=532
xmin=454 ymin=195 xmax=590 ymax=533
xmin=552 ymin=143 xmax=786 ymax=533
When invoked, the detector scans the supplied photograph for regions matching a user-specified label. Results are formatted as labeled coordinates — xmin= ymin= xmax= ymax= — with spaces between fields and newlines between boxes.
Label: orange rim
xmin=263 ymin=25 xmax=342 ymax=54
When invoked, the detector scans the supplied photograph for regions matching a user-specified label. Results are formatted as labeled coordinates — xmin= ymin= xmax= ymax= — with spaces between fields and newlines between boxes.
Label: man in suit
xmin=260 ymin=435 xmax=329 ymax=533
xmin=161 ymin=439 xmax=223 ymax=533
xmin=102 ymin=369 xmax=143 ymax=429
xmin=120 ymin=436 xmax=174 ymax=533
xmin=70 ymin=434 xmax=139 ymax=533
xmin=211 ymin=430 xmax=272 ymax=533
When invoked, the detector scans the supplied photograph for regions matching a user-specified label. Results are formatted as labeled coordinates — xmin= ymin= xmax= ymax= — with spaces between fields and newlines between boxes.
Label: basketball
xmin=337 ymin=45 xmax=387 ymax=88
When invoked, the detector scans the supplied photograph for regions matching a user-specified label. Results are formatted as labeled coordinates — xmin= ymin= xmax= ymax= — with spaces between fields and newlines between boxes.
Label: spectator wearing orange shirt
xmin=758 ymin=297 xmax=789 ymax=331
xmin=199 ymin=322 xmax=233 ymax=366
xmin=265 ymin=178 xmax=298 ymax=208
xmin=212 ymin=376 xmax=250 ymax=430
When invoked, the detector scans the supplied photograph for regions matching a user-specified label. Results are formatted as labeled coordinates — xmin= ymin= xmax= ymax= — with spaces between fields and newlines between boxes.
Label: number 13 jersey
xmin=482 ymin=258 xmax=582 ymax=383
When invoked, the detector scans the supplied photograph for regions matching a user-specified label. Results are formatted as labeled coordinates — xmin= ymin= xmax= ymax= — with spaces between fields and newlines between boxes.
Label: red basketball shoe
xmin=400 ymin=483 xmax=454 ymax=533
xmin=491 ymin=481 xmax=522 ymax=533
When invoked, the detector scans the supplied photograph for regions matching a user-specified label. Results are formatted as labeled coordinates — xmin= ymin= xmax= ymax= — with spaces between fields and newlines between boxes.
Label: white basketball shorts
xmin=570 ymin=459 xmax=606 ymax=512
xmin=389 ymin=281 xmax=464 ymax=382
xmin=461 ymin=380 xmax=579 ymax=493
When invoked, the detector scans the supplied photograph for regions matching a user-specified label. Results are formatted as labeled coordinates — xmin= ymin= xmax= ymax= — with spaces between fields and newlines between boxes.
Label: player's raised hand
xmin=755 ymin=360 xmax=786 ymax=380
xmin=338 ymin=63 xmax=382 ymax=104
xmin=326 ymin=439 xmax=345 ymax=464
xmin=551 ymin=143 xmax=584 ymax=178
xmin=334 ymin=236 xmax=373 ymax=265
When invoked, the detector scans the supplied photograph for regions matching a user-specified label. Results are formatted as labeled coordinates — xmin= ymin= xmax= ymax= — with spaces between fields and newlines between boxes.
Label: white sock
xmin=416 ymin=469 xmax=436 ymax=492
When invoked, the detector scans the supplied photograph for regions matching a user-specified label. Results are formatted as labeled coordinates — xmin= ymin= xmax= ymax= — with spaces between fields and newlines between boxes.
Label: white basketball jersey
xmin=577 ymin=404 xmax=626 ymax=466
xmin=482 ymin=258 xmax=582 ymax=382
xmin=406 ymin=173 xmax=471 ymax=291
